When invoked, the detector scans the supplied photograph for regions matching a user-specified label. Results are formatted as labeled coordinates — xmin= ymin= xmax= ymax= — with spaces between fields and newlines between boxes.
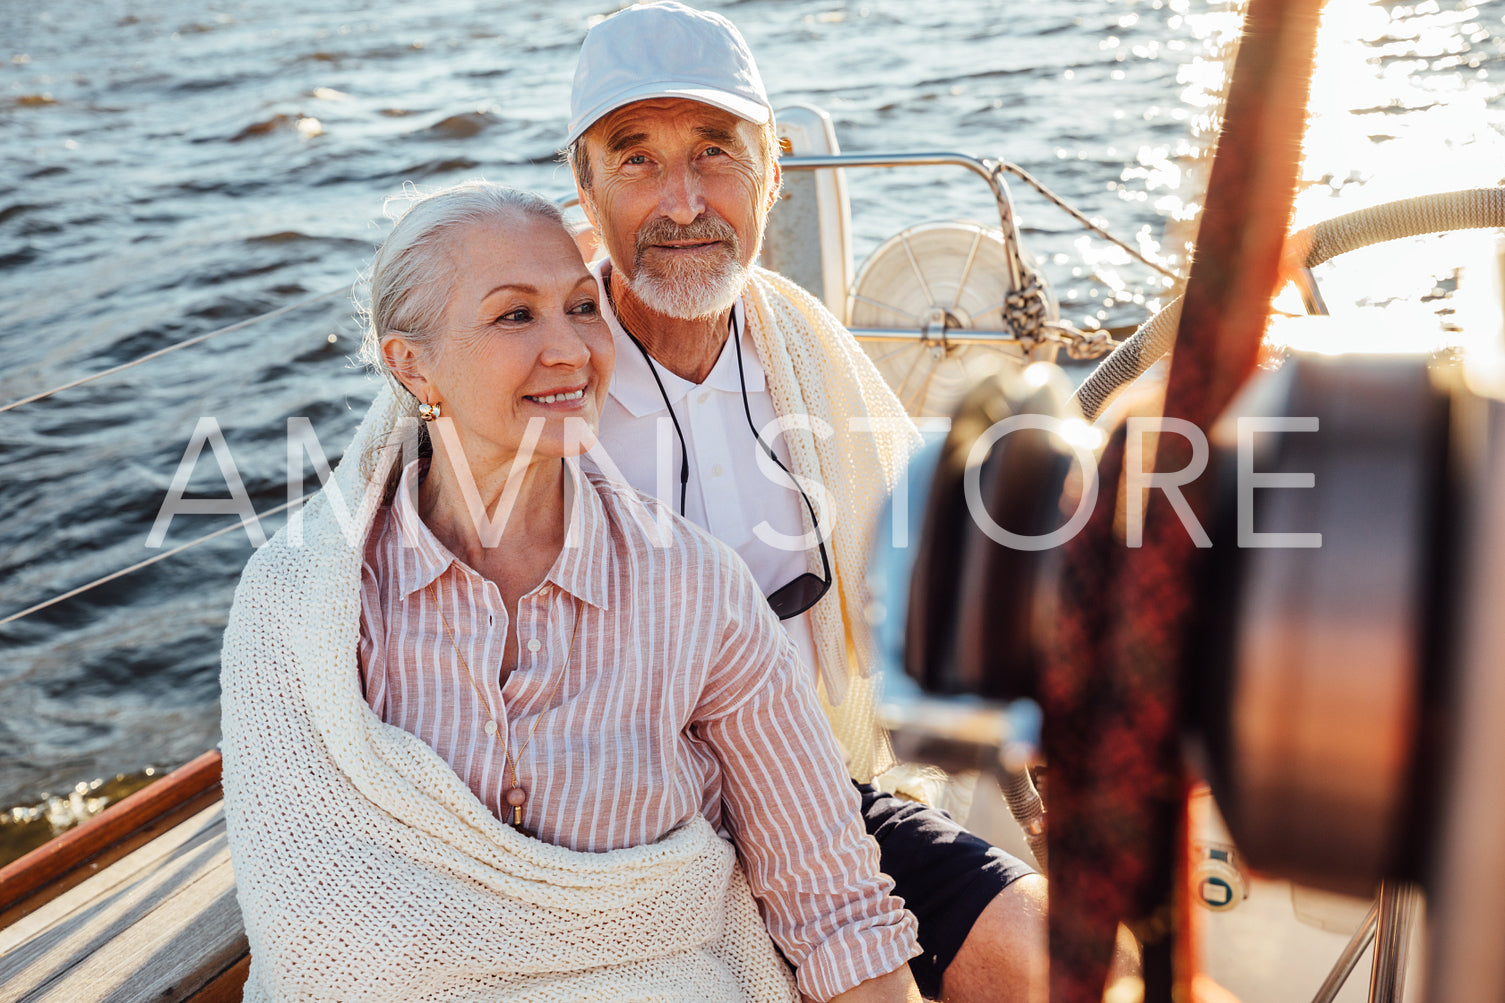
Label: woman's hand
xmin=807 ymin=966 xmax=923 ymax=1003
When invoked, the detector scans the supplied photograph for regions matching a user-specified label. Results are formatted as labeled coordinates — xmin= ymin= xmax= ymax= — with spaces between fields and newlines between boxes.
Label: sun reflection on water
xmin=1275 ymin=0 xmax=1505 ymax=357
xmin=1137 ymin=0 xmax=1504 ymax=358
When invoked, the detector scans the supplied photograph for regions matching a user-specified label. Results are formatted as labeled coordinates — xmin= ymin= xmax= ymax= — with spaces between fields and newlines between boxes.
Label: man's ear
xmin=573 ymin=146 xmax=600 ymax=229
xmin=577 ymin=181 xmax=600 ymax=229
xmin=764 ymin=159 xmax=782 ymax=212
xmin=381 ymin=334 xmax=431 ymax=401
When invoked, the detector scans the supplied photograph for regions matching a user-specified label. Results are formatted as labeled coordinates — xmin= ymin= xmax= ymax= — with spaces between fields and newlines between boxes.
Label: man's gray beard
xmin=625 ymin=214 xmax=756 ymax=320
xmin=625 ymin=254 xmax=747 ymax=320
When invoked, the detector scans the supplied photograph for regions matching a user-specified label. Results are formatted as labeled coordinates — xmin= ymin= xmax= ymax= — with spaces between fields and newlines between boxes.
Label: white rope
xmin=1069 ymin=187 xmax=1505 ymax=421
xmin=1296 ymin=188 xmax=1505 ymax=268
xmin=1069 ymin=297 xmax=1183 ymax=420
xmin=0 ymin=497 xmax=301 ymax=627
xmin=0 ymin=288 xmax=345 ymax=414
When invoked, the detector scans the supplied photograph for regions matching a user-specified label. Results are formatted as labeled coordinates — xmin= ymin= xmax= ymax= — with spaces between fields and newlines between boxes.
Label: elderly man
xmin=567 ymin=4 xmax=1049 ymax=1001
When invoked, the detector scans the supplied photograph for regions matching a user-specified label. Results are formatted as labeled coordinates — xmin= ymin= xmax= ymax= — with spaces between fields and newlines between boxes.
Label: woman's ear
xmin=381 ymin=333 xmax=431 ymax=401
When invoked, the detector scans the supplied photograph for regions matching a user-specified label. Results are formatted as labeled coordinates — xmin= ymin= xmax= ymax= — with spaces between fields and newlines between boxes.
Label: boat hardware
xmin=779 ymin=151 xmax=1154 ymax=366
xmin=848 ymin=220 xmax=1063 ymax=416
xmin=880 ymin=1 xmax=1327 ymax=998
xmin=1309 ymin=900 xmax=1378 ymax=1003
xmin=780 ymin=151 xmax=1181 ymax=284
xmin=1367 ymin=882 xmax=1422 ymax=1003
xmin=880 ymin=119 xmax=1505 ymax=1003
xmin=1072 ymin=186 xmax=1505 ymax=422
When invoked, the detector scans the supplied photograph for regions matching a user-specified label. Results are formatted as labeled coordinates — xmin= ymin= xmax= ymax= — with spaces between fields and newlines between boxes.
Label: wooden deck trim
xmin=0 ymin=750 xmax=224 ymax=931
xmin=0 ymin=801 xmax=248 ymax=1003
xmin=186 ymin=954 xmax=251 ymax=1003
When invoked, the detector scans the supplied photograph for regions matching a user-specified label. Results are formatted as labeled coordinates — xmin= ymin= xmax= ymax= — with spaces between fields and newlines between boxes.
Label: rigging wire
xmin=995 ymin=160 xmax=1182 ymax=283
xmin=0 ymin=288 xmax=346 ymax=415
xmin=0 ymin=497 xmax=301 ymax=628
xmin=0 ymin=178 xmax=1168 ymax=627
xmin=2 ymin=181 xmax=1170 ymax=416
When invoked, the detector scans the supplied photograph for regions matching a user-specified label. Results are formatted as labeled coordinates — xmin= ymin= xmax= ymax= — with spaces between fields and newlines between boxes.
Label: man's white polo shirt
xmin=588 ymin=266 xmax=823 ymax=679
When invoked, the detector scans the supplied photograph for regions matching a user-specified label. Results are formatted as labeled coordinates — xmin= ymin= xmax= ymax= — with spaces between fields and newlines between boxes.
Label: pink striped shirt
xmin=357 ymin=458 xmax=918 ymax=1000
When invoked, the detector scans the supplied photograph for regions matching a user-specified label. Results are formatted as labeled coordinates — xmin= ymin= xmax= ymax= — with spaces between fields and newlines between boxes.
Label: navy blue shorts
xmin=858 ymin=781 xmax=1037 ymax=997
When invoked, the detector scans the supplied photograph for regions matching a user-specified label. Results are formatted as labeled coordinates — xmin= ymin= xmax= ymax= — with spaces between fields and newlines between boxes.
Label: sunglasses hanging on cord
xmin=609 ymin=284 xmax=832 ymax=620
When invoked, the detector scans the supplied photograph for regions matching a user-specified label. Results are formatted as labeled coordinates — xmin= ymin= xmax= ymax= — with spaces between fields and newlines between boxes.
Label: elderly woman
xmin=219 ymin=181 xmax=921 ymax=1003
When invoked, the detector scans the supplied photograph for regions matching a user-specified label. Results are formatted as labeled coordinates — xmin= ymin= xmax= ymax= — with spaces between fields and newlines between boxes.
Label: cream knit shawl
xmin=219 ymin=384 xmax=799 ymax=1002
xmin=740 ymin=268 xmax=923 ymax=781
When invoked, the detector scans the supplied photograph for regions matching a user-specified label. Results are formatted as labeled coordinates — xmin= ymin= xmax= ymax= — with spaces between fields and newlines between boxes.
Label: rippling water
xmin=1 ymin=0 xmax=1501 ymax=826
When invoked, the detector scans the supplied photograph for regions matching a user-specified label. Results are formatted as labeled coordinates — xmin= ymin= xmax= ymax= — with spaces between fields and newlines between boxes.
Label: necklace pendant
xmin=505 ymin=789 xmax=533 ymax=837
xmin=508 ymin=802 xmax=535 ymax=839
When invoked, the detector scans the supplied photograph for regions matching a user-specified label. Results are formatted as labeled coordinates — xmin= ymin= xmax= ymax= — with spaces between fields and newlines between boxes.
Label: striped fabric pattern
xmin=357 ymin=458 xmax=918 ymax=999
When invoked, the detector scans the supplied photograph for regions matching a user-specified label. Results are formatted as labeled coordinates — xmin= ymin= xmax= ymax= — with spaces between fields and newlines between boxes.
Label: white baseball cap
xmin=567 ymin=2 xmax=772 ymax=146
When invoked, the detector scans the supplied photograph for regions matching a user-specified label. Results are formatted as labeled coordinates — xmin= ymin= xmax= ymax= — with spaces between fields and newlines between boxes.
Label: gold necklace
xmin=426 ymin=582 xmax=580 ymax=837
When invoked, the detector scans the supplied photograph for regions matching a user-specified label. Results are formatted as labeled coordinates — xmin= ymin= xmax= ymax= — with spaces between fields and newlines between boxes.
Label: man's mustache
xmin=635 ymin=216 xmax=741 ymax=257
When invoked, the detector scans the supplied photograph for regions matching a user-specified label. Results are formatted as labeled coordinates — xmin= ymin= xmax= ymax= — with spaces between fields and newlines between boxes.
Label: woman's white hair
xmin=356 ymin=180 xmax=565 ymax=395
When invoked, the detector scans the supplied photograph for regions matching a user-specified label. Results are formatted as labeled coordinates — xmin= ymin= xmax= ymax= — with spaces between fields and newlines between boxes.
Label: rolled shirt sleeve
xmin=695 ymin=567 xmax=920 ymax=1000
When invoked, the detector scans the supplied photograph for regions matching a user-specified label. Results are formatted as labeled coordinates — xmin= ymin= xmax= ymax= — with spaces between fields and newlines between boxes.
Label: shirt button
xmin=484 ymin=720 xmax=498 ymax=736
xmin=711 ymin=464 xmax=724 ymax=478
xmin=697 ymin=391 xmax=710 ymax=405
xmin=527 ymin=638 xmax=542 ymax=653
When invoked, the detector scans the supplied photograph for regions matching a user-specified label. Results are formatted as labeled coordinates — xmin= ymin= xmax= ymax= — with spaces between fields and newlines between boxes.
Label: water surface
xmin=1 ymin=0 xmax=1500 ymax=826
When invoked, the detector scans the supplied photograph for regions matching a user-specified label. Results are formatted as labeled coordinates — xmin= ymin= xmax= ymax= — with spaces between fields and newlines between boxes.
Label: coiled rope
xmin=1070 ymin=187 xmax=1505 ymax=421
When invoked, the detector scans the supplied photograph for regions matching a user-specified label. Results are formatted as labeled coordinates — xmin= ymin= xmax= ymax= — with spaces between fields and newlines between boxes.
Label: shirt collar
xmin=388 ymin=457 xmax=611 ymax=611
xmin=594 ymin=258 xmax=764 ymax=419
xmin=389 ymin=458 xmax=458 ymax=600
xmin=550 ymin=457 xmax=612 ymax=611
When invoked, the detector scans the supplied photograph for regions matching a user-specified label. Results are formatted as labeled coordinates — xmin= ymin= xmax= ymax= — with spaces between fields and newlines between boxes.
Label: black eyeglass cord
xmin=730 ymin=312 xmax=834 ymax=586
xmin=603 ymin=271 xmax=831 ymax=615
xmin=604 ymin=273 xmax=690 ymax=516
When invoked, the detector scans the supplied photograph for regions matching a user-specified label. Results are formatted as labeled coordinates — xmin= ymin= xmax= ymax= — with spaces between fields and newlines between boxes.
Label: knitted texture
xmin=742 ymin=268 xmax=923 ymax=782
xmin=220 ymin=383 xmax=799 ymax=1003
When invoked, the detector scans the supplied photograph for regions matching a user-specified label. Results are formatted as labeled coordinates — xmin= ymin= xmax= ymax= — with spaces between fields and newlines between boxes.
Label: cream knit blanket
xmin=741 ymin=268 xmax=923 ymax=781
xmin=220 ymin=384 xmax=799 ymax=1002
